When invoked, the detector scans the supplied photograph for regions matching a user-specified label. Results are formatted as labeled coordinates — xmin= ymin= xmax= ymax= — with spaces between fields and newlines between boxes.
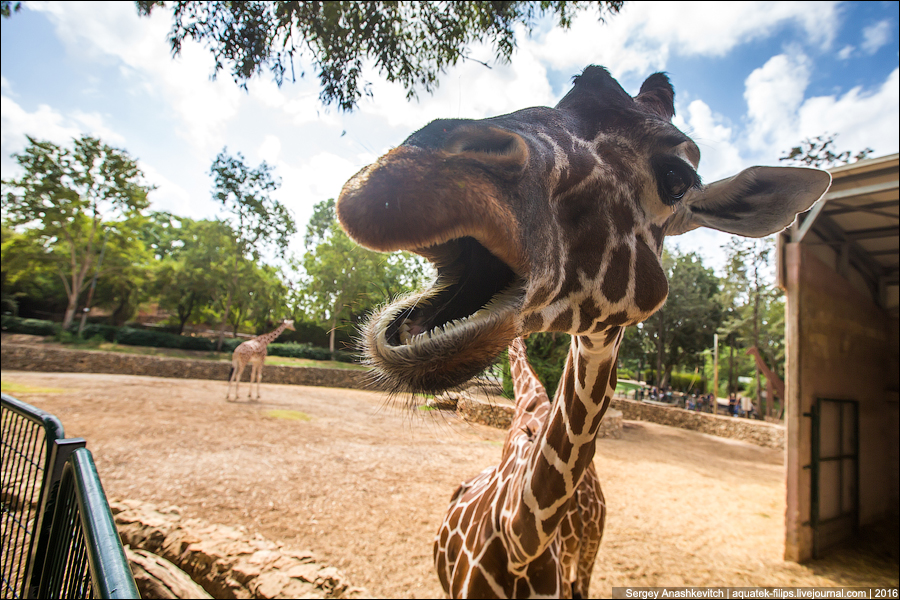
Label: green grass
xmin=1 ymin=382 xmax=68 ymax=395
xmin=263 ymin=409 xmax=312 ymax=422
xmin=50 ymin=340 xmax=368 ymax=371
xmin=264 ymin=356 xmax=368 ymax=371
xmin=615 ymin=381 xmax=642 ymax=394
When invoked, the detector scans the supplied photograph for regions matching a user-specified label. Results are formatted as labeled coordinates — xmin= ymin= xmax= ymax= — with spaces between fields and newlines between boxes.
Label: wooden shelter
xmin=778 ymin=153 xmax=899 ymax=560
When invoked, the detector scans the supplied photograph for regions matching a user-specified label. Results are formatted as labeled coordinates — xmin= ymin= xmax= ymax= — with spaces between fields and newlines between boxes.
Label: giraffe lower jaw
xmin=362 ymin=237 xmax=524 ymax=393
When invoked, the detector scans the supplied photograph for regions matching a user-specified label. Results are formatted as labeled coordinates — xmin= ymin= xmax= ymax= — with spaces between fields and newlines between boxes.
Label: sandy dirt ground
xmin=3 ymin=370 xmax=897 ymax=598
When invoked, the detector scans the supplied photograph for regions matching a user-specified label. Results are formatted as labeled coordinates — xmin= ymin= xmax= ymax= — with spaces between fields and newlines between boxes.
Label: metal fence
xmin=1 ymin=393 xmax=138 ymax=599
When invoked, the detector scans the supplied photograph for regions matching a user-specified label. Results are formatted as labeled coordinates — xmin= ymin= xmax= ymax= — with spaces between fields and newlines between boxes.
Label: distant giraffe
xmin=337 ymin=65 xmax=830 ymax=597
xmin=746 ymin=346 xmax=786 ymax=419
xmin=226 ymin=319 xmax=295 ymax=401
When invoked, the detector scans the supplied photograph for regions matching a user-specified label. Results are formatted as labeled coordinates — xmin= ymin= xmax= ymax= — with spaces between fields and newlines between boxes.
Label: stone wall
xmin=112 ymin=499 xmax=366 ymax=599
xmin=610 ymin=396 xmax=785 ymax=449
xmin=2 ymin=343 xmax=782 ymax=448
xmin=0 ymin=344 xmax=378 ymax=391
xmin=437 ymin=391 xmax=623 ymax=439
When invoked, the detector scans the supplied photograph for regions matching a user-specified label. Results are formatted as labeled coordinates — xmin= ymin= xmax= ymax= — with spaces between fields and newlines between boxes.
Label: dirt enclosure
xmin=3 ymin=371 xmax=896 ymax=598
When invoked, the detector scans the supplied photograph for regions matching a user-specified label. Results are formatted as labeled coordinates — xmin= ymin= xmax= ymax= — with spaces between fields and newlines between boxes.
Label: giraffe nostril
xmin=444 ymin=127 xmax=528 ymax=167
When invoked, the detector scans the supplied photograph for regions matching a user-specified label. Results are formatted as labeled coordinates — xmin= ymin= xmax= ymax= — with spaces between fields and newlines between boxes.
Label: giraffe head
xmin=283 ymin=319 xmax=296 ymax=331
xmin=337 ymin=66 xmax=830 ymax=393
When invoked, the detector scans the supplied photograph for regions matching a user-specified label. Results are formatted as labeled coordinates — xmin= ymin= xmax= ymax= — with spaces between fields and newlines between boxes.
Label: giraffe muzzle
xmin=361 ymin=236 xmax=525 ymax=393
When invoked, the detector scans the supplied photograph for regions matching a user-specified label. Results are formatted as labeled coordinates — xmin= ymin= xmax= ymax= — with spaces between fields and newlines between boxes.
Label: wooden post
xmin=713 ymin=333 xmax=719 ymax=415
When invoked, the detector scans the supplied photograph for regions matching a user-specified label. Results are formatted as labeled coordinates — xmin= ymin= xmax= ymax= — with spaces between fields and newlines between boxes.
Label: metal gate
xmin=1 ymin=393 xmax=138 ymax=599
xmin=809 ymin=397 xmax=860 ymax=558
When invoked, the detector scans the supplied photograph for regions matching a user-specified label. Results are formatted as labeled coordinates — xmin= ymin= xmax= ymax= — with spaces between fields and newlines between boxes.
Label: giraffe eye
xmin=653 ymin=158 xmax=698 ymax=206
xmin=664 ymin=169 xmax=691 ymax=202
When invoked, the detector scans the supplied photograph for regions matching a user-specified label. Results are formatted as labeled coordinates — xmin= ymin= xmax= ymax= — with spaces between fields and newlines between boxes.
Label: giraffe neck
xmin=256 ymin=322 xmax=287 ymax=347
xmin=501 ymin=327 xmax=621 ymax=568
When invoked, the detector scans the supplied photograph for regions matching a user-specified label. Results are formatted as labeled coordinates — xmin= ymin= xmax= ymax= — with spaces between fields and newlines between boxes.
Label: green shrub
xmin=0 ymin=315 xmax=349 ymax=362
xmin=268 ymin=342 xmax=358 ymax=363
xmin=1 ymin=315 xmax=61 ymax=336
xmin=114 ymin=327 xmax=215 ymax=351
xmin=617 ymin=368 xmax=635 ymax=381
xmin=77 ymin=323 xmax=119 ymax=342
xmin=643 ymin=369 xmax=706 ymax=392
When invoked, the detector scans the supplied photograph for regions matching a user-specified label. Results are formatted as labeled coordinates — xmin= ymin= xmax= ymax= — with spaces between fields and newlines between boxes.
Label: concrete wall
xmin=0 ymin=344 xmax=378 ymax=391
xmin=785 ymin=243 xmax=899 ymax=561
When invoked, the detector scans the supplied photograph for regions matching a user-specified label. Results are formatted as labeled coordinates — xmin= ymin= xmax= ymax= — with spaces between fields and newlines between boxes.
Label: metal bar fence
xmin=0 ymin=394 xmax=138 ymax=599
xmin=1 ymin=393 xmax=64 ymax=599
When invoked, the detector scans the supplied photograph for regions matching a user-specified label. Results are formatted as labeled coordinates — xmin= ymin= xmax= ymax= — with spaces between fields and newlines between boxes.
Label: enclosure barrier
xmin=1 ymin=393 xmax=138 ymax=599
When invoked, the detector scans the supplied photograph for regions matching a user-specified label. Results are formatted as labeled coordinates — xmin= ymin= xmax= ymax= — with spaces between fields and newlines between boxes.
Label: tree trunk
xmin=216 ymin=286 xmax=234 ymax=352
xmin=216 ymin=260 xmax=240 ymax=351
xmin=177 ymin=293 xmax=196 ymax=335
xmin=654 ymin=312 xmax=666 ymax=389
xmin=728 ymin=344 xmax=736 ymax=394
xmin=329 ymin=298 xmax=341 ymax=358
xmin=63 ymin=294 xmax=79 ymax=330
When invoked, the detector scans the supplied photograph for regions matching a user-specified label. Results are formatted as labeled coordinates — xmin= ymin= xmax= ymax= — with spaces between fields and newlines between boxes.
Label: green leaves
xmin=1 ymin=135 xmax=153 ymax=328
xmin=779 ymin=133 xmax=873 ymax=169
xmin=136 ymin=1 xmax=623 ymax=110
xmin=299 ymin=198 xmax=428 ymax=353
xmin=210 ymin=148 xmax=296 ymax=260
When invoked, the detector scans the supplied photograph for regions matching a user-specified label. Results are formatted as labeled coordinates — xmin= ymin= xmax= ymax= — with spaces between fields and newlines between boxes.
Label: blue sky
xmin=2 ymin=1 xmax=898 ymax=273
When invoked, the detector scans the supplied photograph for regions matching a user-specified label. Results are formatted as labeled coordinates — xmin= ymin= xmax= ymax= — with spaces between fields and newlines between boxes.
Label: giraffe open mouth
xmin=363 ymin=236 xmax=525 ymax=393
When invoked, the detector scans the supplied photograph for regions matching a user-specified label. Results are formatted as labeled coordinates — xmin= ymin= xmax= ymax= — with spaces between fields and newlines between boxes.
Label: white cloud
xmin=794 ymin=67 xmax=900 ymax=157
xmin=837 ymin=45 xmax=855 ymax=60
xmin=862 ymin=20 xmax=892 ymax=54
xmin=257 ymin=135 xmax=282 ymax=164
xmin=357 ymin=36 xmax=555 ymax=130
xmin=0 ymin=95 xmax=127 ymax=178
xmin=740 ymin=55 xmax=898 ymax=164
xmin=743 ymin=53 xmax=812 ymax=154
xmin=527 ymin=1 xmax=839 ymax=78
xmin=271 ymin=151 xmax=365 ymax=251
xmin=1 ymin=95 xmax=79 ymax=151
xmin=675 ymin=100 xmax=745 ymax=182
xmin=138 ymin=161 xmax=215 ymax=219
xmin=30 ymin=1 xmax=242 ymax=157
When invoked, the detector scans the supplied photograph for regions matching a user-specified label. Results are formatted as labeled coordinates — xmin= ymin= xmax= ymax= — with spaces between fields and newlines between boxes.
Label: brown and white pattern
xmin=337 ymin=65 xmax=830 ymax=597
xmin=435 ymin=337 xmax=606 ymax=598
xmin=226 ymin=319 xmax=295 ymax=401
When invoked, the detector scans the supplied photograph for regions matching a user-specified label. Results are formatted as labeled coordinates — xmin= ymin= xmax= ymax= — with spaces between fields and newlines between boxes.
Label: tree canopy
xmin=208 ymin=148 xmax=296 ymax=349
xmin=779 ymin=133 xmax=873 ymax=169
xmin=300 ymin=198 xmax=427 ymax=355
xmin=135 ymin=1 xmax=623 ymax=110
xmin=1 ymin=135 xmax=152 ymax=328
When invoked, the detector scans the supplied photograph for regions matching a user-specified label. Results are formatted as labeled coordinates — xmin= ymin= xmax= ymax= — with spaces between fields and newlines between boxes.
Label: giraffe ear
xmin=635 ymin=72 xmax=675 ymax=119
xmin=664 ymin=166 xmax=831 ymax=238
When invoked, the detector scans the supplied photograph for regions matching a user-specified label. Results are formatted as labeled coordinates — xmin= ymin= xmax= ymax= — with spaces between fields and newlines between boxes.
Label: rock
xmin=111 ymin=499 xmax=368 ymax=599
xmin=456 ymin=394 xmax=514 ymax=429
xmin=126 ymin=547 xmax=213 ymax=599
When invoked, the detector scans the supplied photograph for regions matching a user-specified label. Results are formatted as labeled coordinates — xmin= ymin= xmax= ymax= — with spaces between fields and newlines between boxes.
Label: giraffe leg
xmin=255 ymin=362 xmax=264 ymax=401
xmin=248 ymin=361 xmax=257 ymax=400
xmin=228 ymin=360 xmax=247 ymax=401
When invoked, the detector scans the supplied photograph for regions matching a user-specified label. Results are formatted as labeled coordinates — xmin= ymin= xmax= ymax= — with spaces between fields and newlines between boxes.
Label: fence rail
xmin=1 ymin=393 xmax=138 ymax=599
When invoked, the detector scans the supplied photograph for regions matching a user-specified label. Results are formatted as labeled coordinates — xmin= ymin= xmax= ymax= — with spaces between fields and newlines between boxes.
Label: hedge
xmin=1 ymin=316 xmax=62 ymax=336
xmin=1 ymin=316 xmax=355 ymax=362
xmin=642 ymin=370 xmax=707 ymax=393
